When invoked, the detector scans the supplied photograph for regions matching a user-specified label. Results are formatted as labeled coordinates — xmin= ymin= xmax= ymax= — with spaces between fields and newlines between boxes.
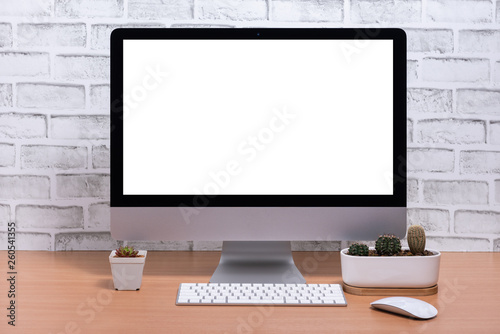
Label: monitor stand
xmin=209 ymin=241 xmax=306 ymax=284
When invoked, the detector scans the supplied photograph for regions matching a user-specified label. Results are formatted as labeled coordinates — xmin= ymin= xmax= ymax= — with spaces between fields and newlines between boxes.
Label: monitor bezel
xmin=110 ymin=28 xmax=407 ymax=208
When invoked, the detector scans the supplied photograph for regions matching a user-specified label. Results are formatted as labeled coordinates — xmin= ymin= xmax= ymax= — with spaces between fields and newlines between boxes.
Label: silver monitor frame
xmin=110 ymin=28 xmax=407 ymax=283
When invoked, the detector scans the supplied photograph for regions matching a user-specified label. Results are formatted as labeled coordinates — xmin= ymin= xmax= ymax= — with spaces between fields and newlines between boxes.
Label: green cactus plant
xmin=375 ymin=234 xmax=401 ymax=256
xmin=114 ymin=246 xmax=139 ymax=257
xmin=407 ymin=225 xmax=426 ymax=255
xmin=348 ymin=243 xmax=369 ymax=256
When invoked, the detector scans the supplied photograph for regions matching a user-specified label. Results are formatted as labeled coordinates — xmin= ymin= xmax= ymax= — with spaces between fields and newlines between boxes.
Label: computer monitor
xmin=110 ymin=28 xmax=407 ymax=283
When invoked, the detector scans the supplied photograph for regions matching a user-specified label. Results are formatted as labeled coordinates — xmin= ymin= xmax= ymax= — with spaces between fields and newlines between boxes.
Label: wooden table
xmin=1 ymin=251 xmax=499 ymax=334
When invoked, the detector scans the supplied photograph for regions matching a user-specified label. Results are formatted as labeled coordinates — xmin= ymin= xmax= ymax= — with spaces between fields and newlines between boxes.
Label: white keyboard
xmin=176 ymin=283 xmax=347 ymax=306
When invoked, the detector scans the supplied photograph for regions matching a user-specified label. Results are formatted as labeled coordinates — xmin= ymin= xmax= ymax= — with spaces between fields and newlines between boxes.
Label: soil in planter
xmin=113 ymin=255 xmax=145 ymax=258
xmin=364 ymin=250 xmax=435 ymax=257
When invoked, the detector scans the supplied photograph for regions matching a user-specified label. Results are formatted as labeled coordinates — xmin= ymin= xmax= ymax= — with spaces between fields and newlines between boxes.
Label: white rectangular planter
xmin=109 ymin=250 xmax=147 ymax=290
xmin=340 ymin=247 xmax=440 ymax=288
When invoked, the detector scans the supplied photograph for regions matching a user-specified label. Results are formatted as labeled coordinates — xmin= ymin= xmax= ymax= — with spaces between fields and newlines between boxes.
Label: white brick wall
xmin=416 ymin=119 xmax=486 ymax=144
xmin=16 ymin=205 xmax=84 ymax=229
xmin=421 ymin=58 xmax=489 ymax=83
xmin=426 ymin=0 xmax=493 ymax=23
xmin=55 ymin=0 xmax=124 ymax=18
xmin=456 ymin=90 xmax=500 ymax=115
xmin=0 ymin=52 xmax=50 ymax=77
xmin=128 ymin=0 xmax=193 ymax=20
xmin=351 ymin=0 xmax=421 ymax=23
xmin=0 ymin=24 xmax=13 ymax=48
xmin=0 ymin=143 xmax=15 ymax=167
xmin=0 ymin=84 xmax=13 ymax=107
xmin=406 ymin=29 xmax=453 ymax=54
xmin=17 ymin=83 xmax=85 ymax=109
xmin=20 ymin=145 xmax=87 ymax=169
xmin=0 ymin=0 xmax=499 ymax=251
xmin=423 ymin=180 xmax=489 ymax=205
xmin=18 ymin=23 xmax=87 ymax=47
xmin=271 ymin=0 xmax=343 ymax=22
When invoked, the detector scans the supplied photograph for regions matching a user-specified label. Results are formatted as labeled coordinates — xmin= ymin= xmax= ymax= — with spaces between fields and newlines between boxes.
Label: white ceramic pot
xmin=340 ymin=247 xmax=440 ymax=288
xmin=109 ymin=250 xmax=147 ymax=290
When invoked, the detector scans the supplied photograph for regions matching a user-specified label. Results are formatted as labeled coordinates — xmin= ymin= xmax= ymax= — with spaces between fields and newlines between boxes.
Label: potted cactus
xmin=109 ymin=246 xmax=147 ymax=290
xmin=340 ymin=226 xmax=441 ymax=288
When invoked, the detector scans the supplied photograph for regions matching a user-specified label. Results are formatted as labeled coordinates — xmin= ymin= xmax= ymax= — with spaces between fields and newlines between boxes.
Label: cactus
xmin=115 ymin=246 xmax=139 ymax=257
xmin=407 ymin=225 xmax=426 ymax=255
xmin=348 ymin=243 xmax=369 ymax=256
xmin=375 ymin=234 xmax=401 ymax=256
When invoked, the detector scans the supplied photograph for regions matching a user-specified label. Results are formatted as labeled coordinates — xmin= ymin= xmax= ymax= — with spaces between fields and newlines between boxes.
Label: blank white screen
xmin=123 ymin=39 xmax=393 ymax=195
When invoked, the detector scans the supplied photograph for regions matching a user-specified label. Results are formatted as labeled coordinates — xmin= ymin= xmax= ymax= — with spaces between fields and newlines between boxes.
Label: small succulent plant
xmin=407 ymin=225 xmax=426 ymax=255
xmin=348 ymin=243 xmax=369 ymax=256
xmin=375 ymin=234 xmax=401 ymax=256
xmin=114 ymin=246 xmax=139 ymax=257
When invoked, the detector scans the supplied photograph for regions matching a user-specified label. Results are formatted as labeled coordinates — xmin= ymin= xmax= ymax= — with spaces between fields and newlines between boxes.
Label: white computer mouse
xmin=370 ymin=297 xmax=438 ymax=319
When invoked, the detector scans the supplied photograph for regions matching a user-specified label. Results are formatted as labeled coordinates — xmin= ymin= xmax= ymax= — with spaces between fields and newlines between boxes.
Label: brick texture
xmin=17 ymin=83 xmax=85 ymax=109
xmin=16 ymin=205 xmax=84 ymax=229
xmin=407 ymin=148 xmax=454 ymax=173
xmin=0 ymin=23 xmax=12 ymax=48
xmin=21 ymin=145 xmax=87 ymax=169
xmin=455 ymin=211 xmax=500 ymax=234
xmin=351 ymin=0 xmax=421 ymax=23
xmin=0 ymin=113 xmax=46 ymax=139
xmin=407 ymin=208 xmax=450 ymax=232
xmin=491 ymin=122 xmax=500 ymax=144
xmin=423 ymin=180 xmax=488 ymax=205
xmin=198 ymin=0 xmax=266 ymax=20
xmin=0 ymin=84 xmax=12 ymax=107
xmin=459 ymin=30 xmax=500 ymax=53
xmin=494 ymin=61 xmax=500 ymax=83
xmin=1 ymin=232 xmax=52 ymax=251
xmin=89 ymin=84 xmax=109 ymax=110
xmin=456 ymin=90 xmax=500 ymax=115
xmin=422 ymin=58 xmax=489 ymax=83
xmin=88 ymin=202 xmax=110 ymax=229
xmin=407 ymin=88 xmax=452 ymax=114
xmin=426 ymin=0 xmax=493 ymax=23
xmin=0 ymin=205 xmax=10 ymax=227
xmin=407 ymin=60 xmax=419 ymax=83
xmin=416 ymin=119 xmax=485 ymax=144
xmin=406 ymin=29 xmax=453 ymax=53
xmin=55 ymin=232 xmax=119 ymax=250
xmin=407 ymin=179 xmax=418 ymax=203
xmin=0 ymin=143 xmax=15 ymax=167
xmin=496 ymin=180 xmax=500 ymax=204
xmin=55 ymin=55 xmax=110 ymax=81
xmin=55 ymin=0 xmax=124 ymax=18
xmin=56 ymin=174 xmax=110 ymax=198
xmin=51 ymin=115 xmax=109 ymax=139
xmin=1 ymin=0 xmax=499 ymax=251
xmin=0 ymin=175 xmax=50 ymax=199
xmin=272 ymin=0 xmax=343 ymax=22
xmin=92 ymin=145 xmax=110 ymax=168
xmin=460 ymin=151 xmax=500 ymax=174
xmin=18 ymin=23 xmax=87 ymax=47
xmin=0 ymin=52 xmax=50 ymax=77
xmin=426 ymin=237 xmax=491 ymax=251
xmin=0 ymin=0 xmax=53 ymax=16
xmin=128 ymin=0 xmax=193 ymax=20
